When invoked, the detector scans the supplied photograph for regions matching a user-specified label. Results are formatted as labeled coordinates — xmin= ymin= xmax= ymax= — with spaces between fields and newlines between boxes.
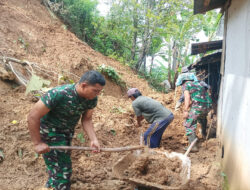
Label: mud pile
xmin=125 ymin=153 xmax=182 ymax=186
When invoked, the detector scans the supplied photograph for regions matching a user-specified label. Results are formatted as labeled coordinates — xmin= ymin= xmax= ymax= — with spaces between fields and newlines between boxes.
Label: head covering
xmin=181 ymin=66 xmax=189 ymax=73
xmin=176 ymin=73 xmax=198 ymax=86
xmin=127 ymin=88 xmax=139 ymax=97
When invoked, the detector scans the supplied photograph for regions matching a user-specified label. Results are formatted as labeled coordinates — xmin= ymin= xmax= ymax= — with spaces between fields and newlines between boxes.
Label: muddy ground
xmin=0 ymin=0 xmax=223 ymax=189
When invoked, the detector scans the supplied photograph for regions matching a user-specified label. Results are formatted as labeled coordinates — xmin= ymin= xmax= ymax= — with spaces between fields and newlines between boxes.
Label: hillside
xmin=0 ymin=0 xmax=222 ymax=189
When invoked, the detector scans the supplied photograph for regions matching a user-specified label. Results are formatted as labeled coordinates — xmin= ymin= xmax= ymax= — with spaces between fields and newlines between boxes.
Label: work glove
xmin=175 ymin=101 xmax=182 ymax=111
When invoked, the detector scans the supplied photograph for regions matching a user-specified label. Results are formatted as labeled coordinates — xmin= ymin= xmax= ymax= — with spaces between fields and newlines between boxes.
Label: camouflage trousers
xmin=40 ymin=124 xmax=74 ymax=190
xmin=184 ymin=108 xmax=208 ymax=136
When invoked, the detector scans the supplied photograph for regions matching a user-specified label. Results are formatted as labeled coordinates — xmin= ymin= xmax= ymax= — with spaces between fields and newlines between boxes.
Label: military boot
xmin=200 ymin=118 xmax=207 ymax=139
xmin=184 ymin=133 xmax=198 ymax=152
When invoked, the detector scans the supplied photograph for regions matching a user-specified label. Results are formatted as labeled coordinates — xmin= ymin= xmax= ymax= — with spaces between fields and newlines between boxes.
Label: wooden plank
xmin=191 ymin=40 xmax=223 ymax=55
xmin=194 ymin=0 xmax=227 ymax=15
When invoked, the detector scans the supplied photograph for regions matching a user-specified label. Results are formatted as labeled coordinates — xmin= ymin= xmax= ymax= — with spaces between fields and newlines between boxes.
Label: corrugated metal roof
xmin=190 ymin=52 xmax=222 ymax=69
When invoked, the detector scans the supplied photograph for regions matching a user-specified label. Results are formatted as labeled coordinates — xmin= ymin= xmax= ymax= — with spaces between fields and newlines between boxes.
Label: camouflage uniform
xmin=40 ymin=84 xmax=97 ymax=190
xmin=182 ymin=81 xmax=212 ymax=136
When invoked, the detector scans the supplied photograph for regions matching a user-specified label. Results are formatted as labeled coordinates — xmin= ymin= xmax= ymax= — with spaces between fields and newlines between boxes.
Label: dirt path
xmin=0 ymin=0 xmax=222 ymax=189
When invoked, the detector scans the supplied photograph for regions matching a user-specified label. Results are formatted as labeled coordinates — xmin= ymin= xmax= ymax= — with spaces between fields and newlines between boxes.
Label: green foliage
xmin=17 ymin=148 xmax=23 ymax=159
xmin=54 ymin=0 xmax=98 ymax=43
xmin=110 ymin=106 xmax=126 ymax=114
xmin=221 ymin=172 xmax=230 ymax=190
xmin=77 ymin=132 xmax=85 ymax=143
xmin=34 ymin=153 xmax=39 ymax=159
xmin=18 ymin=36 xmax=29 ymax=51
xmin=201 ymin=11 xmax=222 ymax=40
xmin=48 ymin=0 xmax=221 ymax=90
xmin=110 ymin=129 xmax=116 ymax=136
xmin=97 ymin=65 xmax=127 ymax=89
xmin=25 ymin=74 xmax=51 ymax=95
xmin=140 ymin=62 xmax=170 ymax=92
xmin=59 ymin=75 xmax=75 ymax=84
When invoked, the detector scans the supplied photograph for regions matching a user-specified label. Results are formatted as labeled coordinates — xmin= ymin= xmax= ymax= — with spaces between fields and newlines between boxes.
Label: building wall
xmin=217 ymin=0 xmax=250 ymax=189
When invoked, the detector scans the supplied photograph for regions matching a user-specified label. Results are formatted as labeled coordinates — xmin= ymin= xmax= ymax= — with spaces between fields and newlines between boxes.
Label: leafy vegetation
xmin=48 ymin=0 xmax=221 ymax=91
xmin=77 ymin=132 xmax=85 ymax=143
xmin=97 ymin=64 xmax=126 ymax=89
xmin=110 ymin=106 xmax=126 ymax=114
xmin=221 ymin=172 xmax=230 ymax=190
xmin=25 ymin=74 xmax=51 ymax=95
xmin=110 ymin=129 xmax=116 ymax=136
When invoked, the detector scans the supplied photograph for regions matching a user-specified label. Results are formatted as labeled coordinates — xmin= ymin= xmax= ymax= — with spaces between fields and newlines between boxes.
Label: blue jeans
xmin=144 ymin=113 xmax=174 ymax=148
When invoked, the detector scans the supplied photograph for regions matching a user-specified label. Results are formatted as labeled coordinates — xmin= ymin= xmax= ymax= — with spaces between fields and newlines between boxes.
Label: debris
xmin=112 ymin=150 xmax=191 ymax=189
xmin=25 ymin=74 xmax=50 ymax=95
xmin=11 ymin=120 xmax=18 ymax=124
xmin=110 ymin=129 xmax=116 ymax=136
xmin=77 ymin=133 xmax=85 ymax=144
xmin=0 ymin=149 xmax=4 ymax=163
xmin=17 ymin=148 xmax=23 ymax=159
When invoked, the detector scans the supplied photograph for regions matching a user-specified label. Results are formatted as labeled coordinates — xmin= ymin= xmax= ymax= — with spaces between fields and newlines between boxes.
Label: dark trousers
xmin=144 ymin=113 xmax=174 ymax=148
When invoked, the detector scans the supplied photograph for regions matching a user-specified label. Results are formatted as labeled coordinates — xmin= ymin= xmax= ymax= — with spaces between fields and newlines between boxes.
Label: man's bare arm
xmin=184 ymin=90 xmax=191 ymax=111
xmin=27 ymin=99 xmax=50 ymax=153
xmin=183 ymin=90 xmax=191 ymax=119
xmin=137 ymin=115 xmax=144 ymax=126
xmin=81 ymin=109 xmax=100 ymax=151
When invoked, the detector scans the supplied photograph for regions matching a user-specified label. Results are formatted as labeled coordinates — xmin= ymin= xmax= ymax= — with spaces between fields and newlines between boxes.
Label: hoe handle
xmin=184 ymin=138 xmax=198 ymax=156
xmin=49 ymin=145 xmax=144 ymax=152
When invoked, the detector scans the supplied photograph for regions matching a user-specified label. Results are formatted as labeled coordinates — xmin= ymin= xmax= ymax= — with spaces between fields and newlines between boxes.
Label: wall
xmin=217 ymin=0 xmax=250 ymax=189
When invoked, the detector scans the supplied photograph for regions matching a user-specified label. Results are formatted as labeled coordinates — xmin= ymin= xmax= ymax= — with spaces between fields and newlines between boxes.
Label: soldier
xmin=27 ymin=70 xmax=105 ymax=190
xmin=176 ymin=73 xmax=212 ymax=152
xmin=175 ymin=67 xmax=210 ymax=112
xmin=127 ymin=88 xmax=174 ymax=148
xmin=175 ymin=66 xmax=198 ymax=110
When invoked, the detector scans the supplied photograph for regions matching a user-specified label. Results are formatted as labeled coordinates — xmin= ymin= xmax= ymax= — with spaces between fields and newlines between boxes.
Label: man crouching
xmin=127 ymin=88 xmax=174 ymax=148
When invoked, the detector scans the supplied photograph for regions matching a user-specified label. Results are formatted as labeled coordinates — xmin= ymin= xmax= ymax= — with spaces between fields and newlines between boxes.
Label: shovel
xmin=112 ymin=138 xmax=198 ymax=190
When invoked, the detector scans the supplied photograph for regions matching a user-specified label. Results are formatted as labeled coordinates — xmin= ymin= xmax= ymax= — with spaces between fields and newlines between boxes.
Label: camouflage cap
xmin=176 ymin=73 xmax=198 ymax=86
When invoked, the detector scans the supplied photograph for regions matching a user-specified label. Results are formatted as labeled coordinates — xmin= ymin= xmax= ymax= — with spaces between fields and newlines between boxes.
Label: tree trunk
xmin=181 ymin=41 xmax=190 ymax=67
xmin=167 ymin=43 xmax=172 ymax=88
xmin=172 ymin=47 xmax=181 ymax=89
xmin=172 ymin=41 xmax=178 ymax=71
xmin=135 ymin=35 xmax=148 ymax=71
xmin=135 ymin=0 xmax=153 ymax=72
xmin=131 ymin=0 xmax=138 ymax=61
xmin=149 ymin=55 xmax=155 ymax=75
xmin=142 ymin=56 xmax=147 ymax=73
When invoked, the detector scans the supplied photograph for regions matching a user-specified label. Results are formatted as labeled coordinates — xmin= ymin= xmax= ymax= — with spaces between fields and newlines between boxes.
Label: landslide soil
xmin=124 ymin=153 xmax=183 ymax=187
xmin=0 ymin=0 xmax=223 ymax=189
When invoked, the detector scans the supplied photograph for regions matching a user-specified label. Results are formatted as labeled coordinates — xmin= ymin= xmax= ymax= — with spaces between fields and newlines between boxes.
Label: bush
xmin=97 ymin=65 xmax=127 ymax=90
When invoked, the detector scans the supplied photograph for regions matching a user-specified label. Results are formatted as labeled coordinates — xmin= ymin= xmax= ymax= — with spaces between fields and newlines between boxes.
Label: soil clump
xmin=125 ymin=153 xmax=182 ymax=186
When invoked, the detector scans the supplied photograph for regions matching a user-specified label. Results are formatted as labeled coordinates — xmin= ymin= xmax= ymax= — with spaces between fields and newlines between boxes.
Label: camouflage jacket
xmin=183 ymin=81 xmax=212 ymax=109
xmin=40 ymin=84 xmax=97 ymax=131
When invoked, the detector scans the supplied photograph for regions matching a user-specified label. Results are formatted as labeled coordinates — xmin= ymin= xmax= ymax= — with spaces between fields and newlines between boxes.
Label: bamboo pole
xmin=50 ymin=145 xmax=144 ymax=152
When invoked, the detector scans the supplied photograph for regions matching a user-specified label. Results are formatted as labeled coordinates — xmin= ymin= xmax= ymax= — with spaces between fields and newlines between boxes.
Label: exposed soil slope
xmin=0 ymin=0 xmax=222 ymax=189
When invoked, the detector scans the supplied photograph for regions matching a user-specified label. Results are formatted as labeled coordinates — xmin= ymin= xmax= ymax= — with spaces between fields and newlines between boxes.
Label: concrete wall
xmin=217 ymin=0 xmax=250 ymax=189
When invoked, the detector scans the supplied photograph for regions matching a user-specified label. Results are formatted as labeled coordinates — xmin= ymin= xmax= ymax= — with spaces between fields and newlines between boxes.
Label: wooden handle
xmin=49 ymin=145 xmax=144 ymax=152
xmin=184 ymin=138 xmax=198 ymax=156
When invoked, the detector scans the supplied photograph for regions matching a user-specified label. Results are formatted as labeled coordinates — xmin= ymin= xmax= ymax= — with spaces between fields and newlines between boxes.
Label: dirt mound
xmin=0 ymin=0 xmax=222 ymax=189
xmin=124 ymin=153 xmax=182 ymax=186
